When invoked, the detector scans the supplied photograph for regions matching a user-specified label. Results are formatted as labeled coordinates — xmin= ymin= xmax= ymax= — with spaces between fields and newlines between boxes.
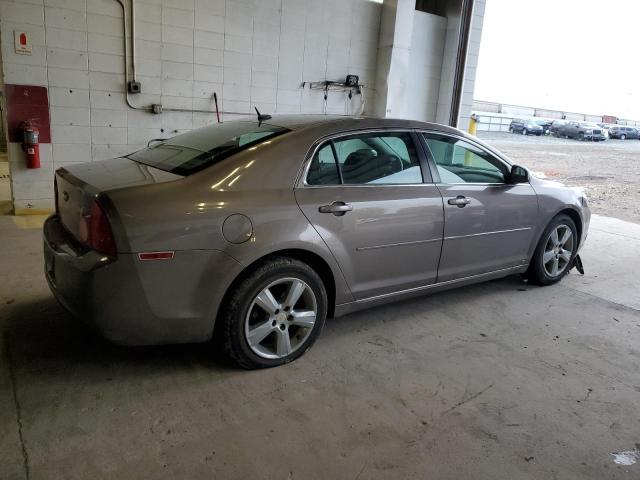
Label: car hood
xmin=530 ymin=176 xmax=586 ymax=195
xmin=530 ymin=175 xmax=564 ymax=186
xmin=62 ymin=157 xmax=183 ymax=192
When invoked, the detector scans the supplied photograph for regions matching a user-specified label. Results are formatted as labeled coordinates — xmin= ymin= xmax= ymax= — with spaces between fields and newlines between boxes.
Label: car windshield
xmin=127 ymin=121 xmax=289 ymax=175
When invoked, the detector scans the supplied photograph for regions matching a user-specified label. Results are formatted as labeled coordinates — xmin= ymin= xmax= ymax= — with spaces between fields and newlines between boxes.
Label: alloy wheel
xmin=244 ymin=278 xmax=318 ymax=359
xmin=542 ymin=225 xmax=574 ymax=277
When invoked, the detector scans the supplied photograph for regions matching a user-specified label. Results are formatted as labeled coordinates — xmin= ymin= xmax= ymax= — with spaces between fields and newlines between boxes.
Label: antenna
xmin=255 ymin=107 xmax=272 ymax=125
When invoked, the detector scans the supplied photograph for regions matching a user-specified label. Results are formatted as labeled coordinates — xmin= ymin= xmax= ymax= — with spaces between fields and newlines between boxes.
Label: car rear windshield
xmin=127 ymin=121 xmax=289 ymax=175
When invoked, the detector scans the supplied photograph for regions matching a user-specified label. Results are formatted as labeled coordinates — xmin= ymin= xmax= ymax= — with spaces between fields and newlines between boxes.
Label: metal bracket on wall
xmin=301 ymin=77 xmax=366 ymax=115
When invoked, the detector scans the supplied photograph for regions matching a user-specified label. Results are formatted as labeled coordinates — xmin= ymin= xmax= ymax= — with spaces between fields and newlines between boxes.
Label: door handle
xmin=319 ymin=201 xmax=353 ymax=216
xmin=447 ymin=195 xmax=471 ymax=208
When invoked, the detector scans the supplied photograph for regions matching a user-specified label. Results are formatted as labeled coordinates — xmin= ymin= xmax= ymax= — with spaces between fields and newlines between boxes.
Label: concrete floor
xmin=1 ymin=214 xmax=639 ymax=480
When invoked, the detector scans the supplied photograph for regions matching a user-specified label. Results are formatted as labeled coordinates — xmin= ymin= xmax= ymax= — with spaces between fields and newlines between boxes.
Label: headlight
xmin=585 ymin=129 xmax=593 ymax=134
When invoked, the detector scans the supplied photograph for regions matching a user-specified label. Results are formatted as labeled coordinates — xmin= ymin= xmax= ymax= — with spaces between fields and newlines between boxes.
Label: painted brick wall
xmin=0 ymin=0 xmax=381 ymax=212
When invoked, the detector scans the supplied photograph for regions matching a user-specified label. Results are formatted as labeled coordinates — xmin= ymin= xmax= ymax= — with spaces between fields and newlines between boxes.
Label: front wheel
xmin=220 ymin=257 xmax=327 ymax=369
xmin=621 ymin=134 xmax=626 ymax=140
xmin=526 ymin=214 xmax=578 ymax=285
xmin=522 ymin=128 xmax=527 ymax=135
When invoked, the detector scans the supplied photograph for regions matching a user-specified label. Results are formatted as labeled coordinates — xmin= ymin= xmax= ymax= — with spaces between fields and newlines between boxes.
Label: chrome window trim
xmin=302 ymin=183 xmax=436 ymax=189
xmin=299 ymin=128 xmax=428 ymax=188
xmin=435 ymin=182 xmax=510 ymax=187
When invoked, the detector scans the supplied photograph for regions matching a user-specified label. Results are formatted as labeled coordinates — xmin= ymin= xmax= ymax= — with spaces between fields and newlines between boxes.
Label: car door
xmin=419 ymin=131 xmax=538 ymax=282
xmin=565 ymin=122 xmax=577 ymax=138
xmin=295 ymin=130 xmax=444 ymax=300
xmin=514 ymin=120 xmax=523 ymax=132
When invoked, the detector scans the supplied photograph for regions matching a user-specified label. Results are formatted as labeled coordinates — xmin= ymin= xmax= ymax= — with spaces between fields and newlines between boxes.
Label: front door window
xmin=423 ymin=135 xmax=507 ymax=184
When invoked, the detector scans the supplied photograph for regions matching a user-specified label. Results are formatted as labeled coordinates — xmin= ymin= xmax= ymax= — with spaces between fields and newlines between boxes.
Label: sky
xmin=474 ymin=0 xmax=640 ymax=119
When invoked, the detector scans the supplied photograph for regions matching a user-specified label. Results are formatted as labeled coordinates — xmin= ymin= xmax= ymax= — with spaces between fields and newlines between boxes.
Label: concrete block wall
xmin=0 ymin=0 xmax=381 ymax=212
xmin=457 ymin=0 xmax=485 ymax=132
xmin=405 ymin=10 xmax=446 ymax=122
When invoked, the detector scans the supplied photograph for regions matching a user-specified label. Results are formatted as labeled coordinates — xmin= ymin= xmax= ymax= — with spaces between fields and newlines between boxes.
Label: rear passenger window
xmin=306 ymin=132 xmax=423 ymax=185
xmin=307 ymin=144 xmax=340 ymax=186
xmin=334 ymin=132 xmax=422 ymax=185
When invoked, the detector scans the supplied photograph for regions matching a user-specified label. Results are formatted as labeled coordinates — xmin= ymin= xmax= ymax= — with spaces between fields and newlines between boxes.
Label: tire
xmin=621 ymin=134 xmax=626 ymax=140
xmin=578 ymin=133 xmax=584 ymax=141
xmin=526 ymin=214 xmax=578 ymax=286
xmin=509 ymin=127 xmax=514 ymax=133
xmin=220 ymin=257 xmax=328 ymax=369
xmin=522 ymin=128 xmax=527 ymax=135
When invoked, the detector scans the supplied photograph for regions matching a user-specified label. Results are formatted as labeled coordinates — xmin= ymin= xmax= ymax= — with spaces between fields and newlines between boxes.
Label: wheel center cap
xmin=276 ymin=312 xmax=287 ymax=323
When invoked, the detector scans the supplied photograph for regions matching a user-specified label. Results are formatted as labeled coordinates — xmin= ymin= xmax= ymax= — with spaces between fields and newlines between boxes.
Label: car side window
xmin=307 ymin=132 xmax=423 ymax=186
xmin=422 ymin=134 xmax=507 ymax=184
xmin=307 ymin=144 xmax=340 ymax=186
xmin=334 ymin=132 xmax=422 ymax=184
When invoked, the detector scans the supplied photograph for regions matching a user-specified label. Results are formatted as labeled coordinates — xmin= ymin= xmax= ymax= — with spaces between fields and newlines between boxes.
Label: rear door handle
xmin=319 ymin=201 xmax=353 ymax=216
xmin=447 ymin=195 xmax=471 ymax=208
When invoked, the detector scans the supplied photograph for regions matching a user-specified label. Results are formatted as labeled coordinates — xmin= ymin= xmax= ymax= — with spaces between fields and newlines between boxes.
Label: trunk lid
xmin=55 ymin=157 xmax=182 ymax=241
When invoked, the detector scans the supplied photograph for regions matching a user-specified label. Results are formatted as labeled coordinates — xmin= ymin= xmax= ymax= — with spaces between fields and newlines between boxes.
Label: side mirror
xmin=509 ymin=164 xmax=529 ymax=183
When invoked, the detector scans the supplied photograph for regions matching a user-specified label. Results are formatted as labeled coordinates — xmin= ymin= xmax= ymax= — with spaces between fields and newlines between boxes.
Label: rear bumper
xmin=44 ymin=215 xmax=241 ymax=345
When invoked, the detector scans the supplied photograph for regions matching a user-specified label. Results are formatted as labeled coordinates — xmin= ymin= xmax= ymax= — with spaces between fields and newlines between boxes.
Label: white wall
xmin=457 ymin=0 xmax=486 ymax=131
xmin=0 ymin=0 xmax=381 ymax=212
xmin=405 ymin=10 xmax=446 ymax=122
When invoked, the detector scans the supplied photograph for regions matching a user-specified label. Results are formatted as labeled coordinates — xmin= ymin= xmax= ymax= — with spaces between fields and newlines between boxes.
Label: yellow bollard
xmin=468 ymin=113 xmax=478 ymax=136
xmin=465 ymin=114 xmax=479 ymax=165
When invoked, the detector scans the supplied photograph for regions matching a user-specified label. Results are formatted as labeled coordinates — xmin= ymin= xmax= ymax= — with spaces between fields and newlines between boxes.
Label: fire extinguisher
xmin=21 ymin=121 xmax=40 ymax=169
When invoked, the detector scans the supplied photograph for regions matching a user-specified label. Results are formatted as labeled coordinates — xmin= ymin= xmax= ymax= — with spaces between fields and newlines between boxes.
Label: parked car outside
xmin=534 ymin=119 xmax=553 ymax=135
xmin=44 ymin=116 xmax=590 ymax=368
xmin=509 ymin=118 xmax=544 ymax=136
xmin=557 ymin=121 xmax=606 ymax=141
xmin=596 ymin=123 xmax=611 ymax=140
xmin=549 ymin=120 xmax=568 ymax=137
xmin=608 ymin=125 xmax=640 ymax=140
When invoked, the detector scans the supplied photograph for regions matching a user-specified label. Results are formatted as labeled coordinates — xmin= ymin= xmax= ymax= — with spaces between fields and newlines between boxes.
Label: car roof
xmin=261 ymin=114 xmax=462 ymax=136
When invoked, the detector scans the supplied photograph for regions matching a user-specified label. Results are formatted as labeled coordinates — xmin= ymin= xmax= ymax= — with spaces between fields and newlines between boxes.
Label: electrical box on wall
xmin=345 ymin=75 xmax=359 ymax=87
xmin=128 ymin=81 xmax=141 ymax=94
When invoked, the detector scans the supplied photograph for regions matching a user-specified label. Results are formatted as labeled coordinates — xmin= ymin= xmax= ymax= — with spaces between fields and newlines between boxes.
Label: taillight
xmin=78 ymin=198 xmax=117 ymax=256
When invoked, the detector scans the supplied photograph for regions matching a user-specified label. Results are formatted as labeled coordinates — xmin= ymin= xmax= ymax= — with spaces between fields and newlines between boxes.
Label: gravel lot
xmin=477 ymin=132 xmax=640 ymax=224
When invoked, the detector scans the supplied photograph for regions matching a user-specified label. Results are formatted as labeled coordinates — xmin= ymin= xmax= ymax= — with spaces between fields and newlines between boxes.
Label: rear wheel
xmin=220 ymin=257 xmax=327 ymax=369
xmin=526 ymin=214 xmax=578 ymax=285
